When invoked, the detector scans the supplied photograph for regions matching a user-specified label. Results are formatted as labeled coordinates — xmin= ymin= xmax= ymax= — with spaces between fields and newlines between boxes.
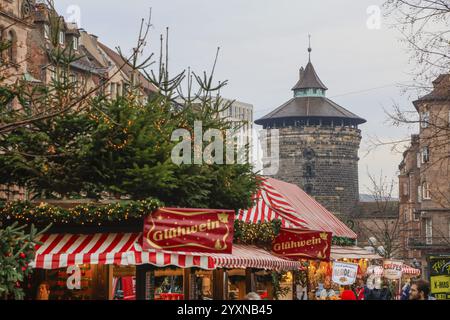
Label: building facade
xmin=255 ymin=48 xmax=366 ymax=215
xmin=0 ymin=1 xmax=157 ymax=200
xmin=399 ymin=74 xmax=450 ymax=276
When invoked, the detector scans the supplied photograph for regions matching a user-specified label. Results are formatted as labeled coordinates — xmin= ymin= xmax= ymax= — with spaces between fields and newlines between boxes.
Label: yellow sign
xmin=430 ymin=275 xmax=450 ymax=295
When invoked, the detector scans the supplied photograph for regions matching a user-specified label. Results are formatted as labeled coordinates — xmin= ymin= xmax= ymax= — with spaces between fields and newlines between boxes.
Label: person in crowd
xmin=341 ymin=285 xmax=357 ymax=300
xmin=355 ymin=278 xmax=365 ymax=300
xmin=36 ymin=281 xmax=51 ymax=300
xmin=379 ymin=279 xmax=392 ymax=300
xmin=409 ymin=280 xmax=432 ymax=300
xmin=401 ymin=279 xmax=411 ymax=300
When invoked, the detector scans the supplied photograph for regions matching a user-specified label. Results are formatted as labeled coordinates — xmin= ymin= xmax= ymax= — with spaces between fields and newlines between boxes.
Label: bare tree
xmin=355 ymin=172 xmax=406 ymax=259
xmin=384 ymin=0 xmax=450 ymax=90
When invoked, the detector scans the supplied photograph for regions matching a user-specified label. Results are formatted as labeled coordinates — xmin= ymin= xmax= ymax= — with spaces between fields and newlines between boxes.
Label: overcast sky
xmin=56 ymin=0 xmax=422 ymax=196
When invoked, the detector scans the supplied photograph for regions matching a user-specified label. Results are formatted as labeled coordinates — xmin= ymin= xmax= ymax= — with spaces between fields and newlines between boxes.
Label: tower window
xmin=305 ymin=184 xmax=313 ymax=195
xmin=305 ymin=165 xmax=314 ymax=177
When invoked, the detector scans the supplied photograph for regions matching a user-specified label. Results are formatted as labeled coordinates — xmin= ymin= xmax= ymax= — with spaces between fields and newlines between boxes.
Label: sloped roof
xmin=255 ymin=96 xmax=367 ymax=125
xmin=292 ymin=62 xmax=328 ymax=91
xmin=413 ymin=74 xmax=450 ymax=108
xmin=267 ymin=178 xmax=357 ymax=239
xmin=98 ymin=42 xmax=158 ymax=94
xmin=238 ymin=178 xmax=357 ymax=239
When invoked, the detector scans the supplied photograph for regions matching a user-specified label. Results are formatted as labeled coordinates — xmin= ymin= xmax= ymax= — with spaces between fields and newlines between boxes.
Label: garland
xmin=0 ymin=199 xmax=162 ymax=227
xmin=233 ymin=220 xmax=282 ymax=248
xmin=332 ymin=236 xmax=356 ymax=247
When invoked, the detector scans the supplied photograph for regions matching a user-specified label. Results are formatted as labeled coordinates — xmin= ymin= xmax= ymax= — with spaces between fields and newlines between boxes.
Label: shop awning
xmin=239 ymin=179 xmax=309 ymax=229
xmin=133 ymin=242 xmax=302 ymax=272
xmin=209 ymin=245 xmax=302 ymax=271
xmin=32 ymin=233 xmax=302 ymax=272
xmin=31 ymin=233 xmax=140 ymax=269
xmin=331 ymin=246 xmax=383 ymax=260
xmin=370 ymin=265 xmax=421 ymax=277
xmin=238 ymin=178 xmax=357 ymax=239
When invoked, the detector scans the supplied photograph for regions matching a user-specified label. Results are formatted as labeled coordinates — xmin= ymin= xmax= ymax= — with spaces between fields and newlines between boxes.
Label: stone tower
xmin=256 ymin=47 xmax=366 ymax=215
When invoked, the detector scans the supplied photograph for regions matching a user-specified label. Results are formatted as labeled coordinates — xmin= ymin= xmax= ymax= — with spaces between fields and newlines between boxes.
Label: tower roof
xmin=255 ymin=97 xmax=366 ymax=126
xmin=292 ymin=61 xmax=328 ymax=91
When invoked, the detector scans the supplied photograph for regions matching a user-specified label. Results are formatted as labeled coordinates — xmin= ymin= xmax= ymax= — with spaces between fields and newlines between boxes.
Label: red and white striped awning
xmin=238 ymin=179 xmax=309 ymax=229
xmin=31 ymin=233 xmax=140 ymax=270
xmin=369 ymin=265 xmax=421 ymax=277
xmin=31 ymin=233 xmax=302 ymax=271
xmin=238 ymin=178 xmax=357 ymax=239
xmin=209 ymin=245 xmax=303 ymax=271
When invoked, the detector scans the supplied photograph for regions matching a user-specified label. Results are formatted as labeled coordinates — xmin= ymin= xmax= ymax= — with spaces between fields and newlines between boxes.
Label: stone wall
xmin=263 ymin=125 xmax=362 ymax=215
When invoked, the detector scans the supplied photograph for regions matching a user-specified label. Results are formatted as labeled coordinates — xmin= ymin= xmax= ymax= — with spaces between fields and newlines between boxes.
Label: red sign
xmin=143 ymin=208 xmax=235 ymax=254
xmin=272 ymin=228 xmax=332 ymax=261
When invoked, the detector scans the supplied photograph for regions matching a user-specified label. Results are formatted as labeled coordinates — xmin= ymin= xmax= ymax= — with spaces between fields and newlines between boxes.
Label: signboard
xmin=383 ymin=260 xmax=404 ymax=280
xmin=271 ymin=228 xmax=332 ymax=261
xmin=143 ymin=208 xmax=234 ymax=254
xmin=332 ymin=262 xmax=358 ymax=286
xmin=429 ymin=256 xmax=450 ymax=300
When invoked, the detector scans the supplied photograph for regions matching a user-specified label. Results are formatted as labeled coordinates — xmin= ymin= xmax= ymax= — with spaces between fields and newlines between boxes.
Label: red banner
xmin=143 ymin=208 xmax=235 ymax=254
xmin=272 ymin=228 xmax=332 ymax=261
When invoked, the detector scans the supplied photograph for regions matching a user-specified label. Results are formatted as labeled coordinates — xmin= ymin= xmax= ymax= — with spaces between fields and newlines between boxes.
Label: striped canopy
xmin=369 ymin=265 xmax=421 ymax=277
xmin=31 ymin=233 xmax=302 ymax=271
xmin=238 ymin=178 xmax=357 ymax=239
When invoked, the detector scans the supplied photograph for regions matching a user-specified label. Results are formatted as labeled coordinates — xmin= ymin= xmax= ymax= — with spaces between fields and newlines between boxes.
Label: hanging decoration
xmin=0 ymin=198 xmax=162 ymax=227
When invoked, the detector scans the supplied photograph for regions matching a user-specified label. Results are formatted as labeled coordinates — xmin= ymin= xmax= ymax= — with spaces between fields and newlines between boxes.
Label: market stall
xmin=29 ymin=231 xmax=303 ymax=300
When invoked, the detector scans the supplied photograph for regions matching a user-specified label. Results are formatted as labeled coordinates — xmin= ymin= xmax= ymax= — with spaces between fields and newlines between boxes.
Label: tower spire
xmin=308 ymin=34 xmax=312 ymax=62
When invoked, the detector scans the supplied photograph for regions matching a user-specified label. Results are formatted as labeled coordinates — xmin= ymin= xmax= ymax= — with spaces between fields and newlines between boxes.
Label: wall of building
xmin=263 ymin=124 xmax=361 ymax=215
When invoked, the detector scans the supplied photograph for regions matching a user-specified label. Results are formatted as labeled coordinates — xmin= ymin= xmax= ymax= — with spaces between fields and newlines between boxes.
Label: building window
xmin=416 ymin=152 xmax=421 ymax=168
xmin=403 ymin=183 xmax=409 ymax=196
xmin=73 ymin=37 xmax=79 ymax=50
xmin=7 ymin=31 xmax=15 ymax=63
xmin=305 ymin=184 xmax=313 ymax=195
xmin=404 ymin=208 xmax=409 ymax=223
xmin=44 ymin=24 xmax=50 ymax=40
xmin=421 ymin=111 xmax=430 ymax=129
xmin=417 ymin=185 xmax=422 ymax=203
xmin=422 ymin=147 xmax=430 ymax=164
xmin=448 ymin=220 xmax=450 ymax=239
xmin=425 ymin=218 xmax=433 ymax=245
xmin=59 ymin=31 xmax=65 ymax=45
xmin=413 ymin=209 xmax=420 ymax=222
xmin=422 ymin=182 xmax=431 ymax=200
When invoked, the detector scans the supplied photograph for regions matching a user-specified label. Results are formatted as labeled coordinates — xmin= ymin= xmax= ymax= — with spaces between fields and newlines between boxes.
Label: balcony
xmin=408 ymin=237 xmax=450 ymax=249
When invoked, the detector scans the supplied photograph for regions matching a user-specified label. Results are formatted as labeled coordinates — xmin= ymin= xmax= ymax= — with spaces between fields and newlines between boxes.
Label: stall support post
xmin=183 ymin=268 xmax=194 ymax=300
xmin=292 ymin=271 xmax=297 ymax=300
xmin=245 ymin=269 xmax=256 ymax=294
xmin=136 ymin=265 xmax=154 ymax=300
xmin=213 ymin=269 xmax=226 ymax=300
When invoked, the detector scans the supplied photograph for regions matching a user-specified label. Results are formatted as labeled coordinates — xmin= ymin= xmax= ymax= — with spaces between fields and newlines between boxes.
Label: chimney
xmin=299 ymin=67 xmax=305 ymax=81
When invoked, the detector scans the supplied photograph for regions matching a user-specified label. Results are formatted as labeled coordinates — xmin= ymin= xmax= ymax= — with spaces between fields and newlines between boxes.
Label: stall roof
xmin=331 ymin=246 xmax=382 ymax=260
xmin=31 ymin=233 xmax=302 ymax=271
xmin=239 ymin=178 xmax=357 ymax=239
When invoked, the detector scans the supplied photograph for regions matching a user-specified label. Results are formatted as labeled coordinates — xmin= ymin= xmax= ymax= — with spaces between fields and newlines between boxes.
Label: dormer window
xmin=59 ymin=31 xmax=65 ymax=45
xmin=73 ymin=37 xmax=79 ymax=50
